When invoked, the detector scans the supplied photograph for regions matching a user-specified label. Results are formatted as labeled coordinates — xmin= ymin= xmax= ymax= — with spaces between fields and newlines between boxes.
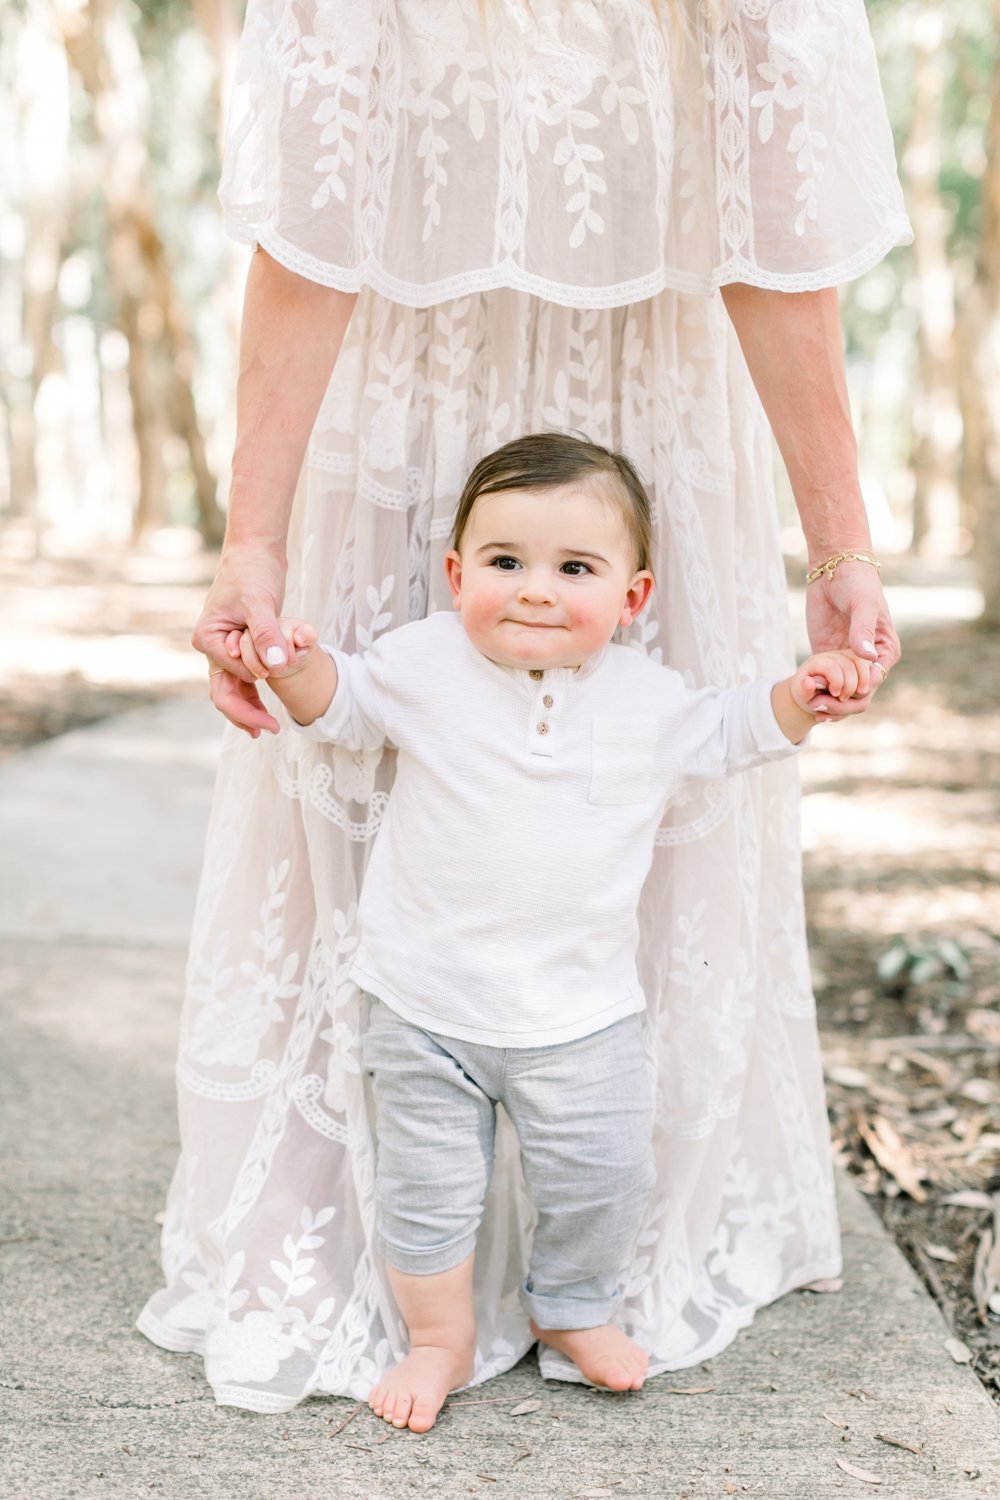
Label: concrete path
xmin=2 ymin=694 xmax=998 ymax=1499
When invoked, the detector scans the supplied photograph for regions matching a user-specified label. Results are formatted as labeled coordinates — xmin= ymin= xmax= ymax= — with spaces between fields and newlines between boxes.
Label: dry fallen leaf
xmin=835 ymin=1458 xmax=882 ymax=1484
xmin=858 ymin=1114 xmax=927 ymax=1202
xmin=922 ymin=1242 xmax=958 ymax=1264
xmin=964 ymin=1011 xmax=1000 ymax=1046
xmin=940 ymin=1190 xmax=993 ymax=1209
xmin=944 ymin=1337 xmax=973 ymax=1363
xmin=972 ymin=1197 xmax=1000 ymax=1322
xmin=939 ymin=1112 xmax=988 ymax=1159
xmin=828 ymin=1065 xmax=871 ymax=1089
xmin=901 ymin=1050 xmax=954 ymax=1088
xmin=508 ymin=1399 xmax=542 ymax=1417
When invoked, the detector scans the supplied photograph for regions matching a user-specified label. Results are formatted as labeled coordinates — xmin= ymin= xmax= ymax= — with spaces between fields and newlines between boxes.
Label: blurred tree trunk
xmin=1 ymin=4 xmax=72 ymax=547
xmin=59 ymin=0 xmax=225 ymax=544
xmin=903 ymin=0 xmax=962 ymax=557
xmin=967 ymin=0 xmax=1000 ymax=629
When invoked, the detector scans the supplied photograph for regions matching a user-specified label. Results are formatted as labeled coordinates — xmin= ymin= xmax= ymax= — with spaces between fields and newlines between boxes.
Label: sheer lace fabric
xmin=220 ymin=0 xmax=911 ymax=305
xmin=138 ymin=1 xmax=909 ymax=1413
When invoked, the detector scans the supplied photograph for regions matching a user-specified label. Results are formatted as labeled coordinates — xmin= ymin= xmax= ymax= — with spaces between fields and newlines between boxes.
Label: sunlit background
xmin=1 ymin=2 xmax=998 ymax=578
xmin=2 ymin=0 xmax=999 ymax=1399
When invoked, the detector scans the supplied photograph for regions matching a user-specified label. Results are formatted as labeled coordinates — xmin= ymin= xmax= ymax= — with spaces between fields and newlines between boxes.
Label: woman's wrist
xmin=218 ymin=529 xmax=288 ymax=573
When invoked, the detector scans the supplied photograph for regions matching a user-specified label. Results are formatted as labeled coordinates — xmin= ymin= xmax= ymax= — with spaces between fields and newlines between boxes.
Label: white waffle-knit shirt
xmin=296 ymin=611 xmax=801 ymax=1047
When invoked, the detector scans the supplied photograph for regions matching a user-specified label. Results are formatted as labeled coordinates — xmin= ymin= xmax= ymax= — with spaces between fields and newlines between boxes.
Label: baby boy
xmin=235 ymin=432 xmax=872 ymax=1432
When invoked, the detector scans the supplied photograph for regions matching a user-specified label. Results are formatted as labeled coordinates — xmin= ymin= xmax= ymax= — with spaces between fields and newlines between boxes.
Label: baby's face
xmin=444 ymin=484 xmax=652 ymax=670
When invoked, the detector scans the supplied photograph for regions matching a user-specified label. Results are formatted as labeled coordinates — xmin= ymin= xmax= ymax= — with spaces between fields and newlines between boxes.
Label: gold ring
xmin=873 ymin=661 xmax=888 ymax=682
xmin=209 ymin=667 xmax=225 ymax=678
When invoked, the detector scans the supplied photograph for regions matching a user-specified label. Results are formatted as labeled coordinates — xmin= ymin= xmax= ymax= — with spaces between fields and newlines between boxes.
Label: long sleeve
xmin=663 ymin=676 xmax=803 ymax=782
xmin=291 ymin=644 xmax=394 ymax=751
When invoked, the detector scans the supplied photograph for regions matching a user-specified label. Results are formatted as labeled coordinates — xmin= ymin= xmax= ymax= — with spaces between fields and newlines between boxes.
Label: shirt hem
xmin=353 ymin=964 xmax=645 ymax=1049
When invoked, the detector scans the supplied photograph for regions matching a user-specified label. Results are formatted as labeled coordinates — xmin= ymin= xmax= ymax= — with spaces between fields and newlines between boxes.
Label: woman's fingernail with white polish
xmin=862 ymin=639 xmax=876 ymax=656
xmin=265 ymin=647 xmax=286 ymax=667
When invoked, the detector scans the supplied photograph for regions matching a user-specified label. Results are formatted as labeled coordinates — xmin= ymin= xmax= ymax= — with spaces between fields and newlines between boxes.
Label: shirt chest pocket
xmin=589 ymin=716 xmax=659 ymax=806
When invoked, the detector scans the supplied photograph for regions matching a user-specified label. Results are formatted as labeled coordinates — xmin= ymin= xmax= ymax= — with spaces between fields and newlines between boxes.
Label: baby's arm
xmin=236 ymin=618 xmax=338 ymax=727
xmin=772 ymin=649 xmax=873 ymax=743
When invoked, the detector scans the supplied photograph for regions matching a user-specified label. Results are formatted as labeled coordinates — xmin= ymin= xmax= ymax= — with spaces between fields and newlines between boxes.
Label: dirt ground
xmin=2 ymin=525 xmax=998 ymax=1404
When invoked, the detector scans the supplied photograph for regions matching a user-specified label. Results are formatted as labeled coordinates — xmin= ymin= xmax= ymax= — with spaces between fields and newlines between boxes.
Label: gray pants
xmin=360 ymin=995 xmax=656 ymax=1329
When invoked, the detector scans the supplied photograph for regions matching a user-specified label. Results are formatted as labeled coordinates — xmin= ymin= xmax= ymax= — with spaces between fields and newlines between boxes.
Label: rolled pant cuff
xmin=518 ymin=1284 xmax=619 ymax=1330
xmin=378 ymin=1229 xmax=478 ymax=1276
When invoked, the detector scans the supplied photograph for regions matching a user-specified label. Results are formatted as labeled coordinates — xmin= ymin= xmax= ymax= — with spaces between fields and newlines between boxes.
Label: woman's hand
xmin=192 ymin=542 xmax=290 ymax=736
xmin=803 ymin=560 xmax=900 ymax=719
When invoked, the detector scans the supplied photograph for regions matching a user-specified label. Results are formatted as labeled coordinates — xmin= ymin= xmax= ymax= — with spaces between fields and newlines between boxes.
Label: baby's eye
xmin=560 ymin=560 xmax=592 ymax=576
xmin=490 ymin=555 xmax=521 ymax=571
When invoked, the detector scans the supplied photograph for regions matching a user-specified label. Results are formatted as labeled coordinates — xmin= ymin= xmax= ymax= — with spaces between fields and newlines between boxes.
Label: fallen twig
xmin=446 ymin=1394 xmax=540 ymax=1408
xmin=327 ymin=1402 xmax=364 ymax=1437
xmin=874 ymin=1433 xmax=924 ymax=1457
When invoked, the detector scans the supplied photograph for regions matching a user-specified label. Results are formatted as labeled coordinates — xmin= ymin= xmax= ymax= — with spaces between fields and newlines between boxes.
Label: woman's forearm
xmin=226 ymin=249 xmax=358 ymax=553
xmin=720 ymin=284 xmax=872 ymax=565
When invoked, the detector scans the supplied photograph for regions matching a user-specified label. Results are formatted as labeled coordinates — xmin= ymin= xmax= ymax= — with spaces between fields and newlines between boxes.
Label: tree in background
xmin=857 ymin=0 xmax=999 ymax=622
xmin=0 ymin=0 xmax=233 ymax=548
xmin=0 ymin=0 xmax=998 ymax=628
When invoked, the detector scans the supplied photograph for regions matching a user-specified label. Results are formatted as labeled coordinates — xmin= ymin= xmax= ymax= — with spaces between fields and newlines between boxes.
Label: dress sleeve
xmin=220 ymin=0 xmax=911 ymax=308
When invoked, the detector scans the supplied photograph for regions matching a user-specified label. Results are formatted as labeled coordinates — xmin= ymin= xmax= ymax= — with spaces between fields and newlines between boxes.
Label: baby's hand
xmin=791 ymin=649 xmax=872 ymax=718
xmin=227 ymin=618 xmax=319 ymax=681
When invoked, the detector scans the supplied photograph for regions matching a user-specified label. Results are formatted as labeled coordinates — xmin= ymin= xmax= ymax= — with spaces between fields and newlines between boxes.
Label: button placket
xmin=526 ymin=669 xmax=562 ymax=757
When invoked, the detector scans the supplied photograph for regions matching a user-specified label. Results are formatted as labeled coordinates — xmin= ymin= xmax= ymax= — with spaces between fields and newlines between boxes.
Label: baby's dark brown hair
xmin=450 ymin=433 xmax=653 ymax=574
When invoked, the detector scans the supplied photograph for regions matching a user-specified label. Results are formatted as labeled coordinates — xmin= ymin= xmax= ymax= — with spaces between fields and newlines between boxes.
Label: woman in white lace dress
xmin=138 ymin=1 xmax=911 ymax=1413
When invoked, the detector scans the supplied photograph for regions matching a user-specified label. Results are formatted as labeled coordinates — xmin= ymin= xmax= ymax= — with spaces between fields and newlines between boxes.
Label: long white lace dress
xmin=138 ymin=0 xmax=912 ymax=1412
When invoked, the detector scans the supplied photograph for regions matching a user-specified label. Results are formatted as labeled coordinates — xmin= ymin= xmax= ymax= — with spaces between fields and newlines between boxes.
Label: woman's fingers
xmin=209 ymin=669 xmax=280 ymax=735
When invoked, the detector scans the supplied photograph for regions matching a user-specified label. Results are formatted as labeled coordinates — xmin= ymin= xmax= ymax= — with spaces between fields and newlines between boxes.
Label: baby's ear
xmin=620 ymin=571 xmax=654 ymax=626
xmin=444 ymin=549 xmax=463 ymax=605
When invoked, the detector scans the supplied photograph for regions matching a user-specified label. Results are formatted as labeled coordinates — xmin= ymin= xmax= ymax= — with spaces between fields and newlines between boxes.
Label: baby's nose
xmin=517 ymin=570 xmax=557 ymax=602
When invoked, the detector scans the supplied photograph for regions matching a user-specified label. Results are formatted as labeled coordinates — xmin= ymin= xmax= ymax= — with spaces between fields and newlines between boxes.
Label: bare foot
xmin=367 ymin=1343 xmax=473 ymax=1433
xmin=530 ymin=1318 xmax=648 ymax=1391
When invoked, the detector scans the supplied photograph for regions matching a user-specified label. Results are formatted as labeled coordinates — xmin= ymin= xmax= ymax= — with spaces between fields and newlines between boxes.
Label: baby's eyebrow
xmin=474 ymin=542 xmax=611 ymax=566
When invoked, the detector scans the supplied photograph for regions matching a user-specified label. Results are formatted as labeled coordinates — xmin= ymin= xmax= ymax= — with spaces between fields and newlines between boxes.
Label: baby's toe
xmin=601 ymin=1359 xmax=635 ymax=1392
xmin=368 ymin=1382 xmax=387 ymax=1417
xmin=408 ymin=1395 xmax=440 ymax=1433
xmin=391 ymin=1391 xmax=414 ymax=1428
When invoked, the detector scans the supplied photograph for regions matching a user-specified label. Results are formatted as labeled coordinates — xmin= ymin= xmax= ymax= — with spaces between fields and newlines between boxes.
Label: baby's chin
xmin=463 ymin=617 xmax=605 ymax=670
xmin=478 ymin=635 xmax=585 ymax=671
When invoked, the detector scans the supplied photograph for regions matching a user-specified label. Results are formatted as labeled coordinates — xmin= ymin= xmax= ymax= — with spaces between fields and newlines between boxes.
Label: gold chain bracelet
xmin=806 ymin=550 xmax=881 ymax=586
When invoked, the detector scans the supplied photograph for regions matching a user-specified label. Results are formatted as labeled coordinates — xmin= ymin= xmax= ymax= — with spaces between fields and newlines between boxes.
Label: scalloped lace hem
xmin=228 ymin=215 xmax=913 ymax=309
xmin=136 ymin=1248 xmax=843 ymax=1410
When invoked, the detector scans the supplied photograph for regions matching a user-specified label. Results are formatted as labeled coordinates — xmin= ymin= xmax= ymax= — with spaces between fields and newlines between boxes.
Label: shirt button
xmin=542 ymin=694 xmax=554 ymax=709
xmin=529 ymin=669 xmax=544 ymax=680
xmin=536 ymin=721 xmax=550 ymax=735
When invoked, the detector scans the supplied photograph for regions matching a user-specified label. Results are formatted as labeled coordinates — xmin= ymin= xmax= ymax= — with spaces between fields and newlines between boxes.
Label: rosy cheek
xmin=461 ymin=577 xmax=508 ymax=629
